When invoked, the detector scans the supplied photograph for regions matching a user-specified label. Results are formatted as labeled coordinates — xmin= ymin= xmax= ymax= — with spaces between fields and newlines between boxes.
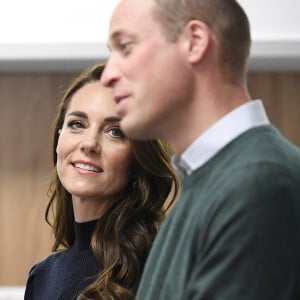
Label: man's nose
xmin=101 ymin=58 xmax=120 ymax=88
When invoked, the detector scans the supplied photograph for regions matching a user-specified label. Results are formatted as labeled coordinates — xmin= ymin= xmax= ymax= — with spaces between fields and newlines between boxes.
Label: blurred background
xmin=0 ymin=0 xmax=299 ymax=297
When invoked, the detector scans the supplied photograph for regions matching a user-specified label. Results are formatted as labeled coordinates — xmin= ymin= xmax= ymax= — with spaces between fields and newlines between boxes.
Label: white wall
xmin=0 ymin=287 xmax=24 ymax=300
xmin=239 ymin=0 xmax=300 ymax=71
xmin=239 ymin=0 xmax=300 ymax=40
xmin=1 ymin=0 xmax=300 ymax=71
xmin=0 ymin=0 xmax=119 ymax=44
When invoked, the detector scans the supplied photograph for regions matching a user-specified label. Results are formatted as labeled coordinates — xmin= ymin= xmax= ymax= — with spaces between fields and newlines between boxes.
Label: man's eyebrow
xmin=110 ymin=30 xmax=123 ymax=42
xmin=108 ymin=30 xmax=126 ymax=48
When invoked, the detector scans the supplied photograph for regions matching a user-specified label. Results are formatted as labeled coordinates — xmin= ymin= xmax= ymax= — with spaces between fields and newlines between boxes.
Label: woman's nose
xmin=80 ymin=132 xmax=101 ymax=153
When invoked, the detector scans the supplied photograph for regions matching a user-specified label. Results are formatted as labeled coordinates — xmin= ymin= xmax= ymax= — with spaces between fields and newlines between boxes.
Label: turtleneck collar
xmin=73 ymin=219 xmax=98 ymax=252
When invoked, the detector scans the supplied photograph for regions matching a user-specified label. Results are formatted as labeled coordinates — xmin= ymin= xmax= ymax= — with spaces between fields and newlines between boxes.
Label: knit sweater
xmin=24 ymin=220 xmax=99 ymax=300
xmin=136 ymin=126 xmax=300 ymax=300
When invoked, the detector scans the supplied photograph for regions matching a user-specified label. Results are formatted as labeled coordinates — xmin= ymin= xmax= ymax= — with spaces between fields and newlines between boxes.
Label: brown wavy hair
xmin=45 ymin=63 xmax=179 ymax=299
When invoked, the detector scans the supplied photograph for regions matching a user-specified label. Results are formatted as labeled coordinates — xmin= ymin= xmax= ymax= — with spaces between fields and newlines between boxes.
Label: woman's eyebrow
xmin=66 ymin=113 xmax=121 ymax=124
xmin=67 ymin=111 xmax=88 ymax=118
xmin=103 ymin=116 xmax=122 ymax=124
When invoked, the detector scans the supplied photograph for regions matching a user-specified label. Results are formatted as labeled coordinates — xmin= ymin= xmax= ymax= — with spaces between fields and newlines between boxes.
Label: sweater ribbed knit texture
xmin=25 ymin=220 xmax=99 ymax=300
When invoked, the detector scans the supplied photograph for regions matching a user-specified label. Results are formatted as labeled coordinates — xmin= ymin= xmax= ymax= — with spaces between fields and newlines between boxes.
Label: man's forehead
xmin=111 ymin=0 xmax=154 ymax=23
xmin=109 ymin=0 xmax=155 ymax=37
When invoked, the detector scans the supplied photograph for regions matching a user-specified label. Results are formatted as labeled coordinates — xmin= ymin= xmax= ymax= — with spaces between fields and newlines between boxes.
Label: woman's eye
xmin=68 ymin=120 xmax=84 ymax=129
xmin=109 ymin=127 xmax=125 ymax=139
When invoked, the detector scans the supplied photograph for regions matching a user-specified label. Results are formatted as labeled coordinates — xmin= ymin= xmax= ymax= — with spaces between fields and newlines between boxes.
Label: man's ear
xmin=182 ymin=20 xmax=211 ymax=64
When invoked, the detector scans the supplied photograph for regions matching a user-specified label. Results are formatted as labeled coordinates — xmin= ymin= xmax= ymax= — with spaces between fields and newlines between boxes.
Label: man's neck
xmin=167 ymin=82 xmax=251 ymax=155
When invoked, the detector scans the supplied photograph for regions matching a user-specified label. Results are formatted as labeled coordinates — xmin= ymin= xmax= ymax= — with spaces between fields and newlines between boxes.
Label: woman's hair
xmin=45 ymin=64 xmax=179 ymax=299
xmin=152 ymin=0 xmax=251 ymax=79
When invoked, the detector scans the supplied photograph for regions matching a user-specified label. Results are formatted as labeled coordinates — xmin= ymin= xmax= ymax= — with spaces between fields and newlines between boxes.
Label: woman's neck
xmin=72 ymin=196 xmax=110 ymax=222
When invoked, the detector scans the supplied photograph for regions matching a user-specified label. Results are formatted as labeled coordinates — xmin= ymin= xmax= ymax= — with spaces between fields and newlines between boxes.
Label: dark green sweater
xmin=136 ymin=126 xmax=300 ymax=300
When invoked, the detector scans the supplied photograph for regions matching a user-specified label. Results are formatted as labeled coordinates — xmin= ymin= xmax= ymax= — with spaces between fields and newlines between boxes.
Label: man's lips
xmin=114 ymin=95 xmax=130 ymax=116
xmin=114 ymin=95 xmax=129 ymax=104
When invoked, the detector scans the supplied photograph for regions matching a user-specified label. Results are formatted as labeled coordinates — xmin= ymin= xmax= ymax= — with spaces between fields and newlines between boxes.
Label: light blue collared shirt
xmin=172 ymin=100 xmax=270 ymax=178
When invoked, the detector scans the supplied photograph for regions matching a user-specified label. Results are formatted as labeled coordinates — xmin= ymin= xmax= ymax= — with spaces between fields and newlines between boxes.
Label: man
xmin=101 ymin=0 xmax=300 ymax=299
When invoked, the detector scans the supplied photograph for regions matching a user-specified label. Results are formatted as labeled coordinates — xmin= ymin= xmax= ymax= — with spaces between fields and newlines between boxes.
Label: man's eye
xmin=119 ymin=42 xmax=131 ymax=52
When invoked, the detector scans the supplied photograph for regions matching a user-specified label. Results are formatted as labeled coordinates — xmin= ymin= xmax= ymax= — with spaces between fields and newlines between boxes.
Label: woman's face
xmin=56 ymin=81 xmax=132 ymax=206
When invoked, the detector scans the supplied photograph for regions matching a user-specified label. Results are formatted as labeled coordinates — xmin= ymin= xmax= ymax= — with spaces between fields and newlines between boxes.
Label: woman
xmin=24 ymin=64 xmax=179 ymax=300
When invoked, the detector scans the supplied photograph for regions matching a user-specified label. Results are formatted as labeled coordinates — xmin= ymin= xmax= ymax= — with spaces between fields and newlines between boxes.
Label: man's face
xmin=101 ymin=0 xmax=191 ymax=141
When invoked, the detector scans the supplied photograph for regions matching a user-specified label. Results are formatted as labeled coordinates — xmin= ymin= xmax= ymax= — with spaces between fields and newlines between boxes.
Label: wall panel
xmin=0 ymin=73 xmax=75 ymax=285
xmin=248 ymin=72 xmax=300 ymax=146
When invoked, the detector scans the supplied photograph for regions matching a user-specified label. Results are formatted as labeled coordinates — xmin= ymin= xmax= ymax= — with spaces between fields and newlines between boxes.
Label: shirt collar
xmin=172 ymin=100 xmax=270 ymax=178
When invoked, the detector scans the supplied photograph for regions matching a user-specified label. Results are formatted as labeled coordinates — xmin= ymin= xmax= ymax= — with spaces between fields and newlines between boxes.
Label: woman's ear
xmin=183 ymin=20 xmax=211 ymax=64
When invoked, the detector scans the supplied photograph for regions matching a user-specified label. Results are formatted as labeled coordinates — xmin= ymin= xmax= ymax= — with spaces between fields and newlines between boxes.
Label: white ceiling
xmin=1 ymin=0 xmax=300 ymax=71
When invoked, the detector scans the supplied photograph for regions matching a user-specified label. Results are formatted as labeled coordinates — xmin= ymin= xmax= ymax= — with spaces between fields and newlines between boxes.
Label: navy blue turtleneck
xmin=24 ymin=220 xmax=99 ymax=300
